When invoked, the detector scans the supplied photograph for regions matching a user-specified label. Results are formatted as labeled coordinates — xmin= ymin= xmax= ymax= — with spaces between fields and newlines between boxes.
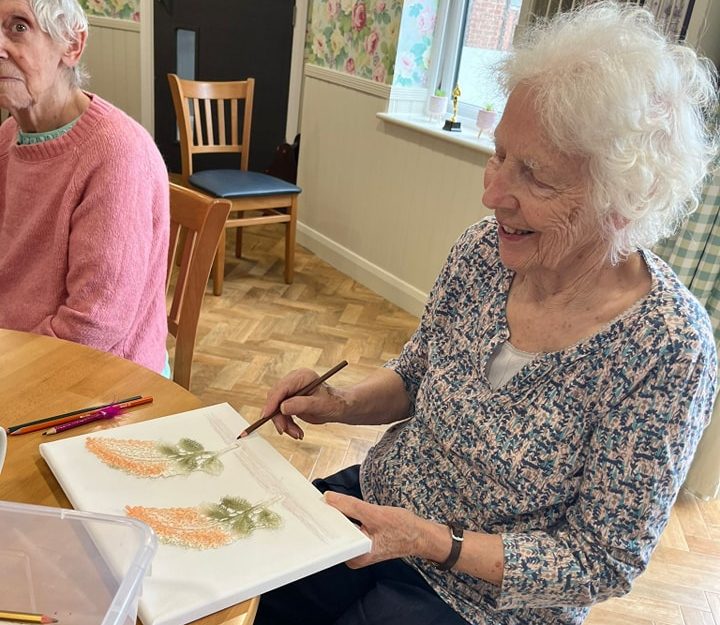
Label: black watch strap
xmin=437 ymin=524 xmax=464 ymax=571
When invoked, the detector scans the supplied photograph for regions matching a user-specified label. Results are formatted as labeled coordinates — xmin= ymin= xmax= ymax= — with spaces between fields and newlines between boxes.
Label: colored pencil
xmin=237 ymin=360 xmax=348 ymax=439
xmin=0 ymin=610 xmax=57 ymax=623
xmin=5 ymin=395 xmax=141 ymax=435
xmin=9 ymin=397 xmax=153 ymax=436
xmin=42 ymin=405 xmax=124 ymax=436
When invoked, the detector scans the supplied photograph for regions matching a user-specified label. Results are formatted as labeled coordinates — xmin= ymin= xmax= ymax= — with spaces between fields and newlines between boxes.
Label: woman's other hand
xmin=325 ymin=491 xmax=506 ymax=585
xmin=323 ymin=491 xmax=424 ymax=567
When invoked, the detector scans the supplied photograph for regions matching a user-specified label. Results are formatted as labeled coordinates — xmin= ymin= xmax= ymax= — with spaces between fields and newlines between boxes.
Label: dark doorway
xmin=154 ymin=0 xmax=295 ymax=174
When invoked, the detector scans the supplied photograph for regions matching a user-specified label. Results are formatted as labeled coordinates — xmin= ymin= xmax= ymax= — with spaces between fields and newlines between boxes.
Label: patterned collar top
xmin=361 ymin=217 xmax=717 ymax=625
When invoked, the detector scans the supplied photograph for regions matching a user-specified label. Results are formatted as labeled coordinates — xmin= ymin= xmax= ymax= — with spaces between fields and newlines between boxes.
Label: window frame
xmin=428 ymin=0 xmax=535 ymax=121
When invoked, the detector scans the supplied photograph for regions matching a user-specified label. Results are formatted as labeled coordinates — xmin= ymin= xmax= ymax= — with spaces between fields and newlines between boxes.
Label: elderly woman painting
xmin=0 ymin=0 xmax=169 ymax=374
xmin=254 ymin=3 xmax=718 ymax=625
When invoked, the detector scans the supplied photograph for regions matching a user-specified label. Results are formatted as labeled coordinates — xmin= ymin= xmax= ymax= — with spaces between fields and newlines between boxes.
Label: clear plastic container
xmin=0 ymin=500 xmax=157 ymax=625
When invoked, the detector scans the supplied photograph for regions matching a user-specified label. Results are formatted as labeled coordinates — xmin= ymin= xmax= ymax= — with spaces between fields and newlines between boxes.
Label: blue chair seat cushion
xmin=189 ymin=170 xmax=301 ymax=199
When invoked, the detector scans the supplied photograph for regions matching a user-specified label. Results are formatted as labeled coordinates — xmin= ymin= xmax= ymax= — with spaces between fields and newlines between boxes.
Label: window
xmin=431 ymin=0 xmax=696 ymax=121
xmin=433 ymin=0 xmax=531 ymax=120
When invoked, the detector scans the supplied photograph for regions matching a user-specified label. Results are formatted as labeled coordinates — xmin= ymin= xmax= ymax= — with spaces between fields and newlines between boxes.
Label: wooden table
xmin=0 ymin=329 xmax=258 ymax=625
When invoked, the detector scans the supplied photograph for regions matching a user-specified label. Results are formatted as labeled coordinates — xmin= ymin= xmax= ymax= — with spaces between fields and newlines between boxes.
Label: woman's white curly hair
xmin=31 ymin=0 xmax=89 ymax=88
xmin=498 ymin=1 xmax=718 ymax=263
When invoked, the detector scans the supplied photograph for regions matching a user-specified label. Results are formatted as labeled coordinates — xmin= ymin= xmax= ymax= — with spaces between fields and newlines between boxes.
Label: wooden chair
xmin=167 ymin=73 xmax=302 ymax=296
xmin=167 ymin=183 xmax=232 ymax=389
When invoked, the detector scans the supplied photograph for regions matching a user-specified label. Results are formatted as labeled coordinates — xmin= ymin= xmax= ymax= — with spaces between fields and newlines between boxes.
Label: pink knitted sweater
xmin=0 ymin=95 xmax=169 ymax=373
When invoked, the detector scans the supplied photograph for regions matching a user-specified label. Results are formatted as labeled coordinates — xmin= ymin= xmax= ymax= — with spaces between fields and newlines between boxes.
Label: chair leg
xmin=284 ymin=197 xmax=297 ymax=284
xmin=235 ymin=226 xmax=243 ymax=259
xmin=213 ymin=229 xmax=226 ymax=296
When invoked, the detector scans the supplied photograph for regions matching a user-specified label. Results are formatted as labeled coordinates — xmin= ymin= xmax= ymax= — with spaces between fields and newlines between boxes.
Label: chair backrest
xmin=167 ymin=182 xmax=232 ymax=389
xmin=167 ymin=73 xmax=255 ymax=180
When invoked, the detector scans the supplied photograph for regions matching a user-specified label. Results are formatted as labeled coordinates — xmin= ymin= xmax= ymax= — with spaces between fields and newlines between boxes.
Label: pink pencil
xmin=11 ymin=396 xmax=153 ymax=436
xmin=42 ymin=405 xmax=123 ymax=436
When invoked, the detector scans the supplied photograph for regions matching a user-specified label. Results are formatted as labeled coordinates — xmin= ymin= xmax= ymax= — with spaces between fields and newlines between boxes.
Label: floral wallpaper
xmin=393 ymin=0 xmax=437 ymax=88
xmin=78 ymin=0 xmax=139 ymax=21
xmin=306 ymin=0 xmax=403 ymax=84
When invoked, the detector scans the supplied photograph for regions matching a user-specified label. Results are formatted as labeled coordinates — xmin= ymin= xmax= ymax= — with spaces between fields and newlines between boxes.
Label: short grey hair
xmin=31 ymin=0 xmax=89 ymax=88
xmin=498 ymin=1 xmax=718 ymax=263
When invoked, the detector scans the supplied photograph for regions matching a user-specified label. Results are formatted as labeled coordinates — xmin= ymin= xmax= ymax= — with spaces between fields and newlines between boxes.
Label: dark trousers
xmin=253 ymin=466 xmax=471 ymax=625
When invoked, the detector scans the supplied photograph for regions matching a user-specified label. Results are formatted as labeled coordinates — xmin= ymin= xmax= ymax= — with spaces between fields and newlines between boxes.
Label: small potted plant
xmin=427 ymin=88 xmax=449 ymax=120
xmin=476 ymin=103 xmax=498 ymax=137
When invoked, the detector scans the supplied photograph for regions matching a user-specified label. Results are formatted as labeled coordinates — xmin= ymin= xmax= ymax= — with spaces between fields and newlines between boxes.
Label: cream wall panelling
xmin=84 ymin=16 xmax=141 ymax=124
xmin=297 ymin=67 xmax=491 ymax=318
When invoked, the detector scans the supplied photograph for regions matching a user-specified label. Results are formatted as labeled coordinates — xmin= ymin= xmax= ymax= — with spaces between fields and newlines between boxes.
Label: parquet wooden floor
xmin=170 ymin=224 xmax=720 ymax=625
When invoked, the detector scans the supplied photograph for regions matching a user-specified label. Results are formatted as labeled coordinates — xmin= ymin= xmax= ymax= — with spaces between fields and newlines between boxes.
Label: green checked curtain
xmin=654 ymin=170 xmax=720 ymax=346
xmin=655 ymin=164 xmax=720 ymax=500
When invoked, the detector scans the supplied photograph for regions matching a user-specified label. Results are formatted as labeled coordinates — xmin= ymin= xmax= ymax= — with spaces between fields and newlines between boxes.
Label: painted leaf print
xmin=86 ymin=437 xmax=234 ymax=478
xmin=126 ymin=496 xmax=283 ymax=549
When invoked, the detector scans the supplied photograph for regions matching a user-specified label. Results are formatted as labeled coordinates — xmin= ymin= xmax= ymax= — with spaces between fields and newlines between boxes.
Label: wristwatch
xmin=437 ymin=524 xmax=464 ymax=571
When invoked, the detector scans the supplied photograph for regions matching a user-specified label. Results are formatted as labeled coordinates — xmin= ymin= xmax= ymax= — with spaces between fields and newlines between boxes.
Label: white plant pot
xmin=427 ymin=95 xmax=448 ymax=119
xmin=476 ymin=109 xmax=498 ymax=137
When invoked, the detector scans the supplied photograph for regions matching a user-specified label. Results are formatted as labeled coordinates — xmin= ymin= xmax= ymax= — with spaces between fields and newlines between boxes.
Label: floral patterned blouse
xmin=360 ymin=217 xmax=717 ymax=625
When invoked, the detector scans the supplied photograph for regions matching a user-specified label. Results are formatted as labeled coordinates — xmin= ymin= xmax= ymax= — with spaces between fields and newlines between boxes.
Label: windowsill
xmin=376 ymin=112 xmax=495 ymax=155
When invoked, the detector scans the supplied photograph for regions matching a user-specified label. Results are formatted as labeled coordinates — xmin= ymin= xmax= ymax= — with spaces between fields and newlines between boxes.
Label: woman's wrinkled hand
xmin=324 ymin=491 xmax=424 ymax=567
xmin=261 ymin=368 xmax=349 ymax=439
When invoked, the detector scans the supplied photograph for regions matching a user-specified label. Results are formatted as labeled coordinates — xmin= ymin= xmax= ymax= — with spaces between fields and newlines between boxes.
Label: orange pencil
xmin=5 ymin=396 xmax=141 ymax=434
xmin=8 ymin=397 xmax=153 ymax=436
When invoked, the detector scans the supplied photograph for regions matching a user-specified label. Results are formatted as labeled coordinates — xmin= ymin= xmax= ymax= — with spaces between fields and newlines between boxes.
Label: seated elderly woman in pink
xmin=0 ymin=0 xmax=169 ymax=374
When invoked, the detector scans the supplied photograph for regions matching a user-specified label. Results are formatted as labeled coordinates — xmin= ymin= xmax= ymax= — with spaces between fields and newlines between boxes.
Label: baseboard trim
xmin=297 ymin=223 xmax=425 ymax=319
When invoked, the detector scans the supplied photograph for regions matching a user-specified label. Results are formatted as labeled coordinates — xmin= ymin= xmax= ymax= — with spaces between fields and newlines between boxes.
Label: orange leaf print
xmin=86 ymin=438 xmax=171 ymax=477
xmin=126 ymin=505 xmax=234 ymax=549
xmin=126 ymin=496 xmax=283 ymax=549
xmin=85 ymin=437 xmax=232 ymax=478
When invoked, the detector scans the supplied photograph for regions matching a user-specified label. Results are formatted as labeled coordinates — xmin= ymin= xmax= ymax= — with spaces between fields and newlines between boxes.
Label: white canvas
xmin=40 ymin=403 xmax=371 ymax=625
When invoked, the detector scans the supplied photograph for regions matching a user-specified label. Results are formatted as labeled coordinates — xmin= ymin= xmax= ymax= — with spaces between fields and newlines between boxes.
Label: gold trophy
xmin=443 ymin=85 xmax=462 ymax=132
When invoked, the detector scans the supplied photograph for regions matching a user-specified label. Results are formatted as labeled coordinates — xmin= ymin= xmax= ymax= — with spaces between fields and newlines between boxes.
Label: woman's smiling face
xmin=482 ymin=85 xmax=606 ymax=277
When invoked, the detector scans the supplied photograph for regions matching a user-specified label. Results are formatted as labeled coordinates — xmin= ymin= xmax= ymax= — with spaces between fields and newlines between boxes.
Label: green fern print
xmin=86 ymin=437 xmax=241 ymax=478
xmin=126 ymin=495 xmax=283 ymax=549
